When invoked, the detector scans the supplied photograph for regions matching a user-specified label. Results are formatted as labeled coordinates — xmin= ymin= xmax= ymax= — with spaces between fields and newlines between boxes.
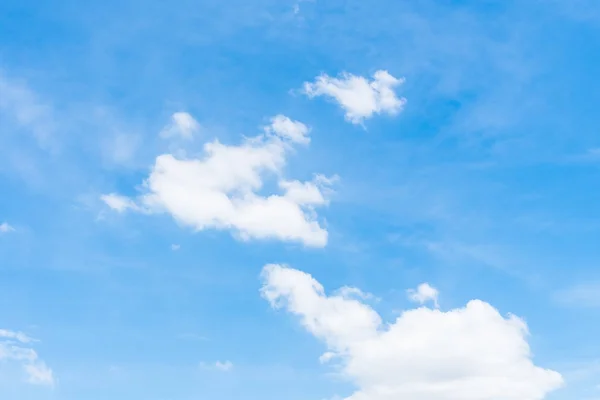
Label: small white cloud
xmin=171 ymin=244 xmax=181 ymax=251
xmin=407 ymin=283 xmax=440 ymax=308
xmin=200 ymin=360 xmax=233 ymax=372
xmin=261 ymin=264 xmax=563 ymax=400
xmin=0 ymin=329 xmax=54 ymax=387
xmin=264 ymin=114 xmax=310 ymax=145
xmin=303 ymin=70 xmax=406 ymax=124
xmin=160 ymin=112 xmax=200 ymax=140
xmin=100 ymin=193 xmax=139 ymax=213
xmin=0 ymin=222 xmax=15 ymax=233
xmin=103 ymin=114 xmax=334 ymax=247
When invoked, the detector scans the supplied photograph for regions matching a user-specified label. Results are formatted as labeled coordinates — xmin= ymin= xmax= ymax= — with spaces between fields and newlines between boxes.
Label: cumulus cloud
xmin=407 ymin=283 xmax=440 ymax=308
xmin=0 ymin=329 xmax=54 ymax=386
xmin=302 ymin=70 xmax=406 ymax=124
xmin=0 ymin=222 xmax=15 ymax=233
xmin=159 ymin=112 xmax=200 ymax=140
xmin=102 ymin=114 xmax=333 ymax=247
xmin=261 ymin=264 xmax=563 ymax=400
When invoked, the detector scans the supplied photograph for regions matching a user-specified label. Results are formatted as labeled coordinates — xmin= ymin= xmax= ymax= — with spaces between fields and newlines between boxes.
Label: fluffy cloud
xmin=302 ymin=71 xmax=406 ymax=124
xmin=159 ymin=112 xmax=200 ymax=140
xmin=0 ymin=222 xmax=15 ymax=233
xmin=0 ymin=329 xmax=54 ymax=386
xmin=407 ymin=283 xmax=440 ymax=308
xmin=265 ymin=114 xmax=310 ymax=145
xmin=102 ymin=114 xmax=333 ymax=247
xmin=261 ymin=264 xmax=563 ymax=400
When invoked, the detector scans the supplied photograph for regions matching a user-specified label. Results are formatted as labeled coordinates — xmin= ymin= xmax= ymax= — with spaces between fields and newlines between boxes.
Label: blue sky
xmin=1 ymin=0 xmax=600 ymax=399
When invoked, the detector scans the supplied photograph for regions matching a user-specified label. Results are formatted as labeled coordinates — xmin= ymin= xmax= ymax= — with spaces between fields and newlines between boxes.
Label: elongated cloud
xmin=102 ymin=114 xmax=334 ymax=247
xmin=303 ymin=70 xmax=406 ymax=124
xmin=261 ymin=264 xmax=563 ymax=400
xmin=0 ymin=329 xmax=54 ymax=386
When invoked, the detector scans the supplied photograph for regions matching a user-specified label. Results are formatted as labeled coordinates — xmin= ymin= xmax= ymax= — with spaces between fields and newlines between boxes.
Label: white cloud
xmin=0 ymin=329 xmax=35 ymax=343
xmin=159 ymin=112 xmax=200 ymax=140
xmin=171 ymin=244 xmax=181 ymax=251
xmin=101 ymin=193 xmax=140 ymax=213
xmin=407 ymin=283 xmax=440 ymax=308
xmin=319 ymin=351 xmax=336 ymax=364
xmin=302 ymin=70 xmax=406 ymax=124
xmin=200 ymin=360 xmax=233 ymax=372
xmin=102 ymin=114 xmax=333 ymax=247
xmin=264 ymin=114 xmax=310 ymax=145
xmin=0 ymin=329 xmax=54 ymax=387
xmin=0 ymin=222 xmax=15 ymax=233
xmin=261 ymin=264 xmax=563 ymax=400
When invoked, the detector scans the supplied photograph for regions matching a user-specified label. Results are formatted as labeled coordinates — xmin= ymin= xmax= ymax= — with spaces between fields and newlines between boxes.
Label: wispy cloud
xmin=159 ymin=112 xmax=200 ymax=140
xmin=0 ymin=329 xmax=55 ymax=386
xmin=0 ymin=222 xmax=15 ymax=233
xmin=555 ymin=282 xmax=600 ymax=308
xmin=200 ymin=360 xmax=233 ymax=372
xmin=0 ymin=71 xmax=57 ymax=150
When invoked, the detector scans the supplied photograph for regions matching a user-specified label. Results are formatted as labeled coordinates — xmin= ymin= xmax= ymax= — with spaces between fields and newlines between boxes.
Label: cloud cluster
xmin=0 ymin=329 xmax=54 ymax=386
xmin=261 ymin=264 xmax=563 ymax=400
xmin=102 ymin=113 xmax=333 ymax=247
xmin=303 ymin=70 xmax=406 ymax=124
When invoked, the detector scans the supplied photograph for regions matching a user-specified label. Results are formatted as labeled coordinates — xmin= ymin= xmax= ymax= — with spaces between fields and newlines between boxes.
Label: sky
xmin=1 ymin=0 xmax=600 ymax=399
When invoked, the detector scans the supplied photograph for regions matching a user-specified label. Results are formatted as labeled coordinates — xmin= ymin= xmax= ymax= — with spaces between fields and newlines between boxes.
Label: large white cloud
xmin=102 ymin=114 xmax=333 ymax=247
xmin=261 ymin=264 xmax=563 ymax=400
xmin=302 ymin=70 xmax=406 ymax=124
xmin=0 ymin=329 xmax=54 ymax=386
